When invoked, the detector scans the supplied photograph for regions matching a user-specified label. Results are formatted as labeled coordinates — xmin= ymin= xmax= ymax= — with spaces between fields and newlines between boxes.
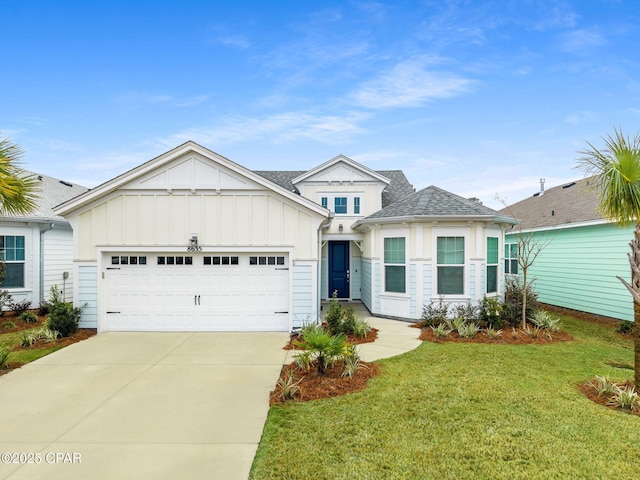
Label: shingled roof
xmin=500 ymin=176 xmax=603 ymax=230
xmin=355 ymin=185 xmax=516 ymax=224
xmin=2 ymin=170 xmax=88 ymax=223
xmin=254 ymin=169 xmax=414 ymax=209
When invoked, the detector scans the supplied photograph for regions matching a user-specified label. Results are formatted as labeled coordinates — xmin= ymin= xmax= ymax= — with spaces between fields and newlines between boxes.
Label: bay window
xmin=437 ymin=236 xmax=464 ymax=295
xmin=384 ymin=237 xmax=406 ymax=293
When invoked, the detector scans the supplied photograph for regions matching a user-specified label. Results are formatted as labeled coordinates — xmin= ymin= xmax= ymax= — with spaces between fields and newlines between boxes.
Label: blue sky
xmin=1 ymin=0 xmax=639 ymax=209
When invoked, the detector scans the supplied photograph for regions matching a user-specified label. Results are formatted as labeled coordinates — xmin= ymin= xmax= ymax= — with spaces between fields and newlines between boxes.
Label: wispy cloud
xmin=351 ymin=56 xmax=474 ymax=109
xmin=559 ymin=28 xmax=606 ymax=53
xmin=117 ymin=92 xmax=210 ymax=107
xmin=218 ymin=35 xmax=251 ymax=49
xmin=565 ymin=110 xmax=597 ymax=124
xmin=157 ymin=111 xmax=370 ymax=148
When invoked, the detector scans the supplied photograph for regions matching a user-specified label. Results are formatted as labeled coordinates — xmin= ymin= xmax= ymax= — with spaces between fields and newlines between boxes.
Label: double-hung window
xmin=384 ymin=237 xmax=406 ymax=293
xmin=486 ymin=237 xmax=499 ymax=293
xmin=334 ymin=197 xmax=347 ymax=214
xmin=437 ymin=236 xmax=464 ymax=295
xmin=0 ymin=235 xmax=26 ymax=288
xmin=505 ymin=243 xmax=518 ymax=274
xmin=353 ymin=197 xmax=361 ymax=215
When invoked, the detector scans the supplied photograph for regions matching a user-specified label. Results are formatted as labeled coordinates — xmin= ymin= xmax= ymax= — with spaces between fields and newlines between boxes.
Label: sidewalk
xmin=284 ymin=301 xmax=421 ymax=364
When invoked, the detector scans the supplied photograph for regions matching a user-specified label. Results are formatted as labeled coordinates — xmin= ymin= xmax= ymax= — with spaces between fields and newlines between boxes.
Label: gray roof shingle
xmin=500 ymin=176 xmax=602 ymax=229
xmin=2 ymin=170 xmax=88 ymax=223
xmin=364 ymin=185 xmax=513 ymax=220
xmin=254 ymin=169 xmax=415 ymax=209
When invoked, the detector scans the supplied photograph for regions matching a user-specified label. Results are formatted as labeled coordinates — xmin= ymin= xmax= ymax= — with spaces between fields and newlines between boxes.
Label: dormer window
xmin=318 ymin=193 xmax=364 ymax=216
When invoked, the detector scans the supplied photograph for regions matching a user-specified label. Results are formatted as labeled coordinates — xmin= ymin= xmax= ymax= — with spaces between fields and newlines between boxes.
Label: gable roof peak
xmin=292 ymin=154 xmax=390 ymax=185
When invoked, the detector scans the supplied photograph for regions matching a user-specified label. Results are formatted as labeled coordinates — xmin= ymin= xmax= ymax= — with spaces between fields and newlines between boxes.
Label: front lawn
xmin=0 ymin=312 xmax=95 ymax=375
xmin=250 ymin=312 xmax=638 ymax=479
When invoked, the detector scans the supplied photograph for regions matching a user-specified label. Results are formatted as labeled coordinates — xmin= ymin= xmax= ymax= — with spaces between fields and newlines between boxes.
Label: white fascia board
xmin=353 ymin=214 xmax=517 ymax=230
xmin=292 ymin=154 xmax=391 ymax=185
xmin=54 ymin=141 xmax=330 ymax=218
xmin=507 ymin=218 xmax=611 ymax=235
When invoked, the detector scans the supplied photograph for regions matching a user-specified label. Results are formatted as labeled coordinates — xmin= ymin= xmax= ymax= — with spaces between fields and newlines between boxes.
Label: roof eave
xmin=353 ymin=214 xmax=519 ymax=230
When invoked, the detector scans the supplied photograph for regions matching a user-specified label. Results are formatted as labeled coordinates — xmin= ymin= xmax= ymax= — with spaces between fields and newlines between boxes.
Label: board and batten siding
xmin=75 ymin=192 xmax=317 ymax=261
xmin=506 ymin=223 xmax=634 ymax=321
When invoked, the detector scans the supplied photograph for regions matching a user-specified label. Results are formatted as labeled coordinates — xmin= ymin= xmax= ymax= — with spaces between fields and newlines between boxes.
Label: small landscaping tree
xmin=46 ymin=286 xmax=84 ymax=337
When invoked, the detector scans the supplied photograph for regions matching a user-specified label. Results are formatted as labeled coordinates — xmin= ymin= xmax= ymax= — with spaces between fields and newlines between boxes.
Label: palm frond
xmin=576 ymin=128 xmax=640 ymax=225
xmin=0 ymin=136 xmax=40 ymax=216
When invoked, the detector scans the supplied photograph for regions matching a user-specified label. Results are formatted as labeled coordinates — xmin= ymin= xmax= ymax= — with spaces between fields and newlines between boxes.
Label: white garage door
xmin=103 ymin=253 xmax=290 ymax=331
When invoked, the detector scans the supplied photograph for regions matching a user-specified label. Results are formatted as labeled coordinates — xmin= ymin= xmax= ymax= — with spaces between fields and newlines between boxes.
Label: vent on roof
xmin=562 ymin=182 xmax=576 ymax=189
xmin=59 ymin=180 xmax=73 ymax=187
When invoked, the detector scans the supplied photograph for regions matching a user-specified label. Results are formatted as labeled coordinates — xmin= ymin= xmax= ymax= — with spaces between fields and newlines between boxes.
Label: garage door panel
xmin=103 ymin=253 xmax=290 ymax=331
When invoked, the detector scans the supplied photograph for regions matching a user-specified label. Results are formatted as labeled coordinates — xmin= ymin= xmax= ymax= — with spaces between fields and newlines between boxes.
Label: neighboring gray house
xmin=503 ymin=176 xmax=633 ymax=321
xmin=0 ymin=172 xmax=88 ymax=307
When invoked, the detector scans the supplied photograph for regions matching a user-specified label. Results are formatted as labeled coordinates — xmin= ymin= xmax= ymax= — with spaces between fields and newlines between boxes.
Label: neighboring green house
xmin=502 ymin=176 xmax=633 ymax=322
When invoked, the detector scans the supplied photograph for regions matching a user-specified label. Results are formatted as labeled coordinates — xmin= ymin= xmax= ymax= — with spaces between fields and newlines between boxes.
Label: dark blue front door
xmin=329 ymin=241 xmax=349 ymax=298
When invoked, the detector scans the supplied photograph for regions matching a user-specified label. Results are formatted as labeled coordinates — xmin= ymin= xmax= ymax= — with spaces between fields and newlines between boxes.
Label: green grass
xmin=0 ymin=322 xmax=61 ymax=369
xmin=250 ymin=313 xmax=638 ymax=480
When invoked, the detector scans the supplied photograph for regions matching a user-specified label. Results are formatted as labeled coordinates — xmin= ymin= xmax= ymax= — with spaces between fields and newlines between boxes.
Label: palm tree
xmin=0 ymin=136 xmax=39 ymax=216
xmin=577 ymin=128 xmax=640 ymax=387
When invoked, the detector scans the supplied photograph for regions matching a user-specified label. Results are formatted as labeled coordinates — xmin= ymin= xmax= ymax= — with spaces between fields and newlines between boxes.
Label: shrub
xmin=484 ymin=328 xmax=503 ymax=339
xmin=294 ymin=327 xmax=349 ymax=375
xmin=324 ymin=294 xmax=371 ymax=337
xmin=341 ymin=344 xmax=367 ymax=379
xmin=618 ymin=320 xmax=634 ymax=334
xmin=503 ymin=276 xmax=538 ymax=326
xmin=0 ymin=344 xmax=10 ymax=369
xmin=589 ymin=376 xmax=618 ymax=398
xmin=420 ymin=299 xmax=450 ymax=327
xmin=19 ymin=311 xmax=38 ymax=323
xmin=457 ymin=322 xmax=480 ymax=339
xmin=479 ymin=296 xmax=505 ymax=329
xmin=2 ymin=321 xmax=16 ymax=329
xmin=607 ymin=385 xmax=640 ymax=412
xmin=430 ymin=323 xmax=453 ymax=338
xmin=277 ymin=369 xmax=302 ymax=401
xmin=325 ymin=292 xmax=344 ymax=335
xmin=20 ymin=331 xmax=37 ymax=348
xmin=46 ymin=286 xmax=84 ymax=337
xmin=37 ymin=301 xmax=50 ymax=316
xmin=530 ymin=310 xmax=562 ymax=332
xmin=10 ymin=299 xmax=32 ymax=315
xmin=452 ymin=302 xmax=479 ymax=323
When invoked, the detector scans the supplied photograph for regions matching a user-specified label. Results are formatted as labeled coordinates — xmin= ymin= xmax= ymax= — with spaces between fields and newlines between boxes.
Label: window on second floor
xmin=334 ymin=197 xmax=347 ymax=214
xmin=318 ymin=194 xmax=363 ymax=215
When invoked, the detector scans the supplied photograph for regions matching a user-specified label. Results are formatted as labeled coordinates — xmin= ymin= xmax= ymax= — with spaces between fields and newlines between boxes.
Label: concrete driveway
xmin=0 ymin=331 xmax=289 ymax=480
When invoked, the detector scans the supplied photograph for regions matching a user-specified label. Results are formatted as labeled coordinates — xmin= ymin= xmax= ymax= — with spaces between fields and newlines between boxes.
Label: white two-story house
xmin=54 ymin=141 xmax=516 ymax=332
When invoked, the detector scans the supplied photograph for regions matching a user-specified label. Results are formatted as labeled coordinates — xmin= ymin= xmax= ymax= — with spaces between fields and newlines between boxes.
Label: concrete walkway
xmin=0 ymin=306 xmax=420 ymax=480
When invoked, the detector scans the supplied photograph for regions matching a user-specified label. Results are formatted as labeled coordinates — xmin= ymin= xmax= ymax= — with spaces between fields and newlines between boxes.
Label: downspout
xmin=39 ymin=223 xmax=54 ymax=304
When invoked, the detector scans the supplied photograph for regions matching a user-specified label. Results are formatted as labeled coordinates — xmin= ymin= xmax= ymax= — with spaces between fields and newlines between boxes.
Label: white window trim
xmin=381 ymin=229 xmax=409 ymax=297
xmin=486 ymin=236 xmax=499 ymax=294
xmin=433 ymin=228 xmax=470 ymax=299
xmin=317 ymin=192 xmax=364 ymax=217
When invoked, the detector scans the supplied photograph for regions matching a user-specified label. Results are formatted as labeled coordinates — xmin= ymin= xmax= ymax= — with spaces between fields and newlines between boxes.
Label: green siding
xmin=506 ymin=223 xmax=634 ymax=321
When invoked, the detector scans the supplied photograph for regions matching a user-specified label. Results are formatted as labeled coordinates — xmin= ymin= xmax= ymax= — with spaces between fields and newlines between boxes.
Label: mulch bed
xmin=283 ymin=327 xmax=378 ymax=350
xmin=270 ymin=362 xmax=381 ymax=405
xmin=418 ymin=326 xmax=574 ymax=345
xmin=579 ymin=380 xmax=640 ymax=416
